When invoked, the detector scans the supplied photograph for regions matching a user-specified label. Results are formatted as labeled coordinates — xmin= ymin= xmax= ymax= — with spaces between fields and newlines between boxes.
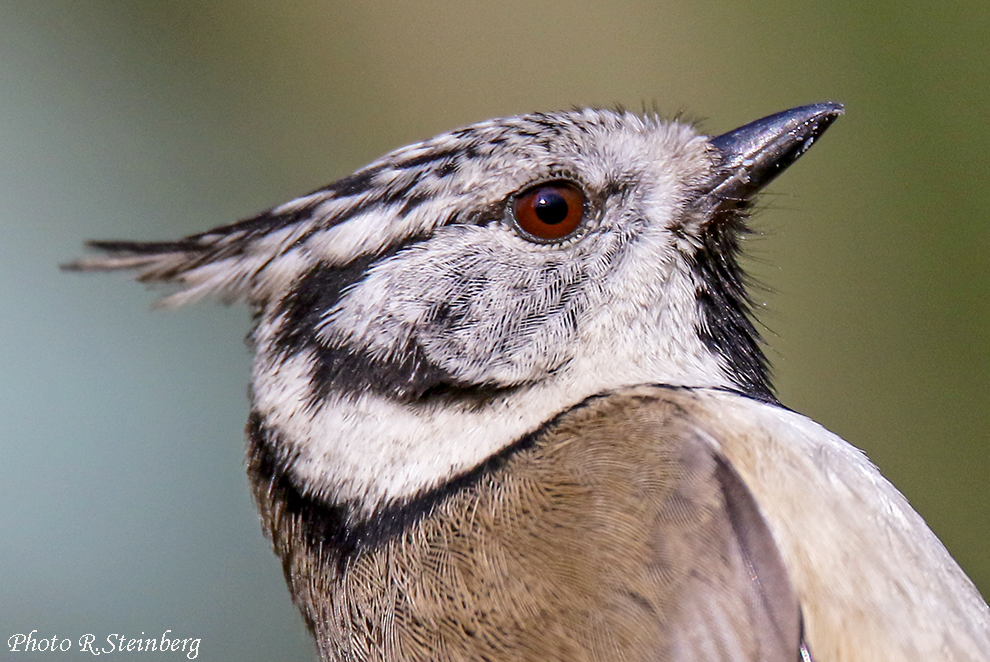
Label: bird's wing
xmin=639 ymin=385 xmax=990 ymax=662
xmin=647 ymin=433 xmax=805 ymax=661
xmin=498 ymin=388 xmax=808 ymax=661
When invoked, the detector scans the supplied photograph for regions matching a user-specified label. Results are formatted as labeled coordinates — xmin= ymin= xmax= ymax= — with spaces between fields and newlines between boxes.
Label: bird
xmin=67 ymin=103 xmax=990 ymax=661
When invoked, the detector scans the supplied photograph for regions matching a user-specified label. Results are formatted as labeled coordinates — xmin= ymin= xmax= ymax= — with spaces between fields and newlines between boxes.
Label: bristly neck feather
xmin=692 ymin=205 xmax=774 ymax=403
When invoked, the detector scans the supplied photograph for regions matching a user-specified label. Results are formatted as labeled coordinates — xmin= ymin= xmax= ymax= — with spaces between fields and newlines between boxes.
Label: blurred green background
xmin=2 ymin=1 xmax=986 ymax=659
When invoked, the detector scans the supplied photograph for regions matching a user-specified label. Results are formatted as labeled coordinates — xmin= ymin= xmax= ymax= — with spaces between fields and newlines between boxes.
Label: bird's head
xmin=70 ymin=103 xmax=842 ymax=514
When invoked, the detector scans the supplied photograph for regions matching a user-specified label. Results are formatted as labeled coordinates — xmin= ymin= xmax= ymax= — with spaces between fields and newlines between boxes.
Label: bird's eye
xmin=512 ymin=182 xmax=586 ymax=242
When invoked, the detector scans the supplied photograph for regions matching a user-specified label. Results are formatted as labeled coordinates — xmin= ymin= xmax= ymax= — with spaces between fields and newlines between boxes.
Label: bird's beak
xmin=707 ymin=102 xmax=844 ymax=207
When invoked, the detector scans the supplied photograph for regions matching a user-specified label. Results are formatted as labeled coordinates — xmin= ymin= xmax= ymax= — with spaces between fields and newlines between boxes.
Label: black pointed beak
xmin=707 ymin=102 xmax=844 ymax=206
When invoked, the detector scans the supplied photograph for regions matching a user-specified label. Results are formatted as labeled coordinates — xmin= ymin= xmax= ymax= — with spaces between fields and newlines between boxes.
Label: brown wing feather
xmin=255 ymin=388 xmax=803 ymax=661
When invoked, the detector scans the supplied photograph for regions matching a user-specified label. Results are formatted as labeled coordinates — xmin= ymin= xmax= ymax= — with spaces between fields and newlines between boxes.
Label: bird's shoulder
xmin=638 ymin=385 xmax=990 ymax=662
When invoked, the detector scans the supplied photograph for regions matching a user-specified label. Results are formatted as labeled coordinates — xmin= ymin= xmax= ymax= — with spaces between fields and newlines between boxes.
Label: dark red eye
xmin=512 ymin=182 xmax=586 ymax=242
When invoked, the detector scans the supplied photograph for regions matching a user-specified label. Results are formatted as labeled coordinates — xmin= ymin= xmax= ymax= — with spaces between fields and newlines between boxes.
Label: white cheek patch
xmin=251 ymin=349 xmax=580 ymax=511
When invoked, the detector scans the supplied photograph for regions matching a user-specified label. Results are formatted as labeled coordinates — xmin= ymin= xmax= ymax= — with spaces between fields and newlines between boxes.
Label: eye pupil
xmin=534 ymin=190 xmax=569 ymax=225
xmin=512 ymin=181 xmax=586 ymax=242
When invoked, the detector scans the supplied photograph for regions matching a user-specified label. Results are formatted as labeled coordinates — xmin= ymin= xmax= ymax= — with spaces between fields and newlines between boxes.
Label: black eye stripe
xmin=271 ymin=256 xmax=386 ymax=358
